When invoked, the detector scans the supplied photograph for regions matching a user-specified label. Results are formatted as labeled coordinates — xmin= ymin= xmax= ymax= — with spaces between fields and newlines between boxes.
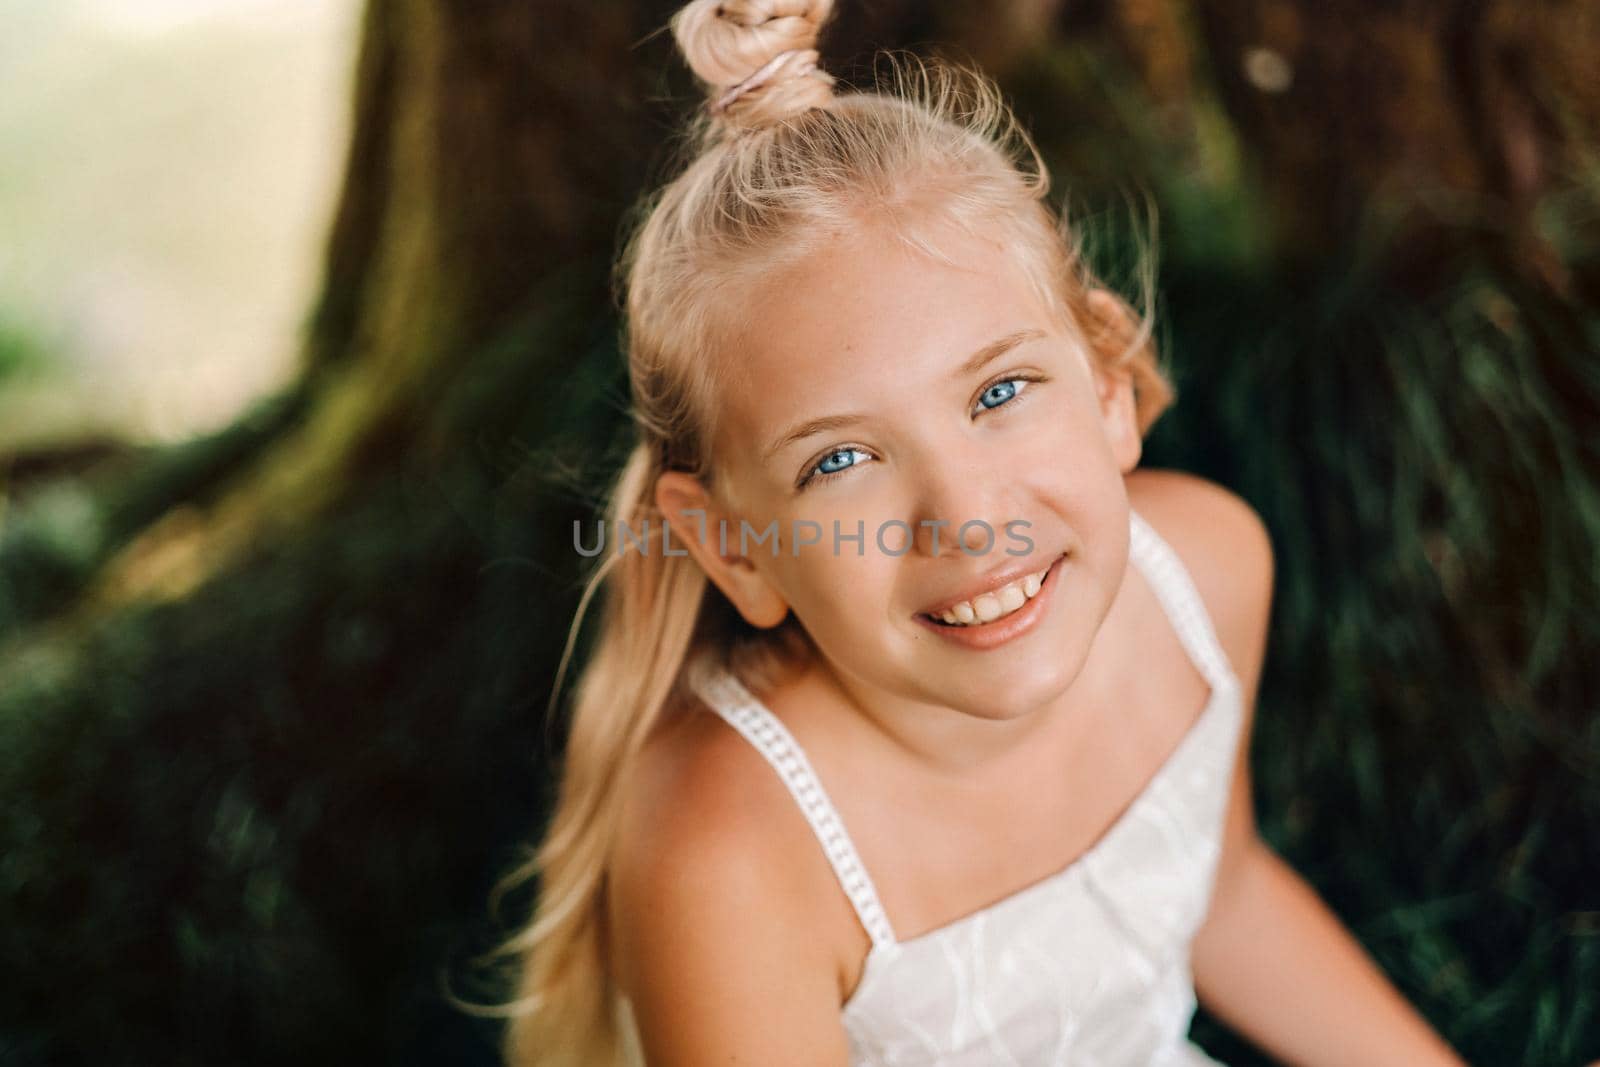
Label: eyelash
xmin=797 ymin=373 xmax=1046 ymax=490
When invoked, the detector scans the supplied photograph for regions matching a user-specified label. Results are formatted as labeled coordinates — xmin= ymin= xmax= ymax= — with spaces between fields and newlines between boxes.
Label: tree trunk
xmin=1183 ymin=0 xmax=1598 ymax=288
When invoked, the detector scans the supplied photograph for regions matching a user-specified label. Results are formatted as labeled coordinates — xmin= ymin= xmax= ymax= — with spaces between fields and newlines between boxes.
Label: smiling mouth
xmin=916 ymin=553 xmax=1064 ymax=628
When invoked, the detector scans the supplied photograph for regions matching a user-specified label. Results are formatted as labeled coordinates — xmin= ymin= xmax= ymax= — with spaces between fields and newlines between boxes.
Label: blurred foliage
xmin=0 ymin=317 xmax=51 ymax=385
xmin=0 ymin=267 xmax=627 ymax=1063
xmin=0 ymin=3 xmax=1597 ymax=1065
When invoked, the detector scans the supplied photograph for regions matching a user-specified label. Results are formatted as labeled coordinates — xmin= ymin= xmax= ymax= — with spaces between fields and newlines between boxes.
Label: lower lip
xmin=913 ymin=553 xmax=1067 ymax=651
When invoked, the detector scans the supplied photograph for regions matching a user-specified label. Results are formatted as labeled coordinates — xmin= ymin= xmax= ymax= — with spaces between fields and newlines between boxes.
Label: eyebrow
xmin=761 ymin=327 xmax=1049 ymax=464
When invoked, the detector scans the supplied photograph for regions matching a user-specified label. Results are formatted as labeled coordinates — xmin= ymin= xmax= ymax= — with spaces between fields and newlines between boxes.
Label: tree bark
xmin=1183 ymin=0 xmax=1599 ymax=287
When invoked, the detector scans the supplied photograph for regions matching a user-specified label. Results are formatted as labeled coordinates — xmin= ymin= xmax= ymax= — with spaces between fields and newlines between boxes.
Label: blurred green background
xmin=0 ymin=2 xmax=1596 ymax=1064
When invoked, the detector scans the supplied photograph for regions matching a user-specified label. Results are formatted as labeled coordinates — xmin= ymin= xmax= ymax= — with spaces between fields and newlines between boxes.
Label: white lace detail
xmin=687 ymin=664 xmax=897 ymax=947
xmin=686 ymin=506 xmax=1245 ymax=1066
xmin=1127 ymin=509 xmax=1240 ymax=695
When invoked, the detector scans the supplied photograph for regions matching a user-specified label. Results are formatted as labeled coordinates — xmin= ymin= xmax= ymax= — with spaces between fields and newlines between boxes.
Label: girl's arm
xmin=1191 ymin=833 xmax=1468 ymax=1067
xmin=1132 ymin=470 xmax=1467 ymax=1067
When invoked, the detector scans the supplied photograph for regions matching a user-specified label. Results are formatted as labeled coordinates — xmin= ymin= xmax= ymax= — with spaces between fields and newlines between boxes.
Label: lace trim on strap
xmin=1127 ymin=508 xmax=1241 ymax=695
xmin=687 ymin=659 xmax=898 ymax=947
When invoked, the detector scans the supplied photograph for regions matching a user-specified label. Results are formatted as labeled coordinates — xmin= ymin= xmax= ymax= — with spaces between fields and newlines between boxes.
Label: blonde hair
xmin=474 ymin=2 xmax=1174 ymax=1063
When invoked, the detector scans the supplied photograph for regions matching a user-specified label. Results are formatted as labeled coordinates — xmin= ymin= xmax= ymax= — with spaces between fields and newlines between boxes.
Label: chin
xmin=946 ymin=668 xmax=1075 ymax=721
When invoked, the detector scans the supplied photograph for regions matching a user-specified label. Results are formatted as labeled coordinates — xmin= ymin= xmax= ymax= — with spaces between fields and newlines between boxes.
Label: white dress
xmin=685 ymin=508 xmax=1244 ymax=1066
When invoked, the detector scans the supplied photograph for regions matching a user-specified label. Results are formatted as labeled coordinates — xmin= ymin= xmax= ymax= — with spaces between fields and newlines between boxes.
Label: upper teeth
xmin=933 ymin=562 xmax=1052 ymax=626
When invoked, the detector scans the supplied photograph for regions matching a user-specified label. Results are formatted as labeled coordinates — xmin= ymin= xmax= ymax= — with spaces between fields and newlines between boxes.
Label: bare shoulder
xmin=1124 ymin=467 xmax=1275 ymax=692
xmin=606 ymin=699 xmax=851 ymax=1065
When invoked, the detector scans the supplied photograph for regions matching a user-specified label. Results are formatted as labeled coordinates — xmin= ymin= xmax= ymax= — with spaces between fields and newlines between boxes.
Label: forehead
xmin=716 ymin=223 xmax=1061 ymax=459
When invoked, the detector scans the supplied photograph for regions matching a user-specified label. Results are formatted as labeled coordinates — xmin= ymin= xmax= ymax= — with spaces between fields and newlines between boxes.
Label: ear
xmin=1084 ymin=288 xmax=1143 ymax=474
xmin=655 ymin=471 xmax=792 ymax=629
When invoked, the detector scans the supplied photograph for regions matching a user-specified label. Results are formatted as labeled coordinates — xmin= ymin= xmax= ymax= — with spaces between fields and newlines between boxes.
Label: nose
xmin=907 ymin=451 xmax=1020 ymax=559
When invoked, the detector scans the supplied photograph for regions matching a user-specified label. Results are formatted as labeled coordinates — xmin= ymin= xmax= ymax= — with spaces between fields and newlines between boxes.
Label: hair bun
xmin=671 ymin=0 xmax=838 ymax=127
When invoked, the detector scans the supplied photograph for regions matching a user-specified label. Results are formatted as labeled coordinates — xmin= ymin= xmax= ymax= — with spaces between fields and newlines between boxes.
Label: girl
xmin=491 ymin=2 xmax=1471 ymax=1064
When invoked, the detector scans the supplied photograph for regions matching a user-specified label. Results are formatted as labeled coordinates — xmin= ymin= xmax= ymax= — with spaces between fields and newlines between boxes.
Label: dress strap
xmin=1126 ymin=507 xmax=1241 ymax=694
xmin=686 ymin=657 xmax=898 ymax=947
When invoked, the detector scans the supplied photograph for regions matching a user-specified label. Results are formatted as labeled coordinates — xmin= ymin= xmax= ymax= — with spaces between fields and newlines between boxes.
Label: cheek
xmin=1051 ymin=391 xmax=1116 ymax=451
xmin=778 ymin=486 xmax=915 ymax=567
xmin=1011 ymin=408 xmax=1120 ymax=497
xmin=771 ymin=541 xmax=900 ymax=623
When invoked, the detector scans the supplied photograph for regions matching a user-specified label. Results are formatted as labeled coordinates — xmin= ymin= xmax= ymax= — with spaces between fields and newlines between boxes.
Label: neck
xmin=797 ymin=591 xmax=1135 ymax=788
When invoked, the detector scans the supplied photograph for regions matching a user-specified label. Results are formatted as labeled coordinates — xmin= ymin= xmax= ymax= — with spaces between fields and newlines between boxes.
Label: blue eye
xmin=803 ymin=447 xmax=870 ymax=487
xmin=796 ymin=375 xmax=1043 ymax=490
xmin=978 ymin=380 xmax=1019 ymax=409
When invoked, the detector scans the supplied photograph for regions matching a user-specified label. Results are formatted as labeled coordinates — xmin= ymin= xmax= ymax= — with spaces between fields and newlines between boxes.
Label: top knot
xmin=671 ymin=0 xmax=838 ymax=129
